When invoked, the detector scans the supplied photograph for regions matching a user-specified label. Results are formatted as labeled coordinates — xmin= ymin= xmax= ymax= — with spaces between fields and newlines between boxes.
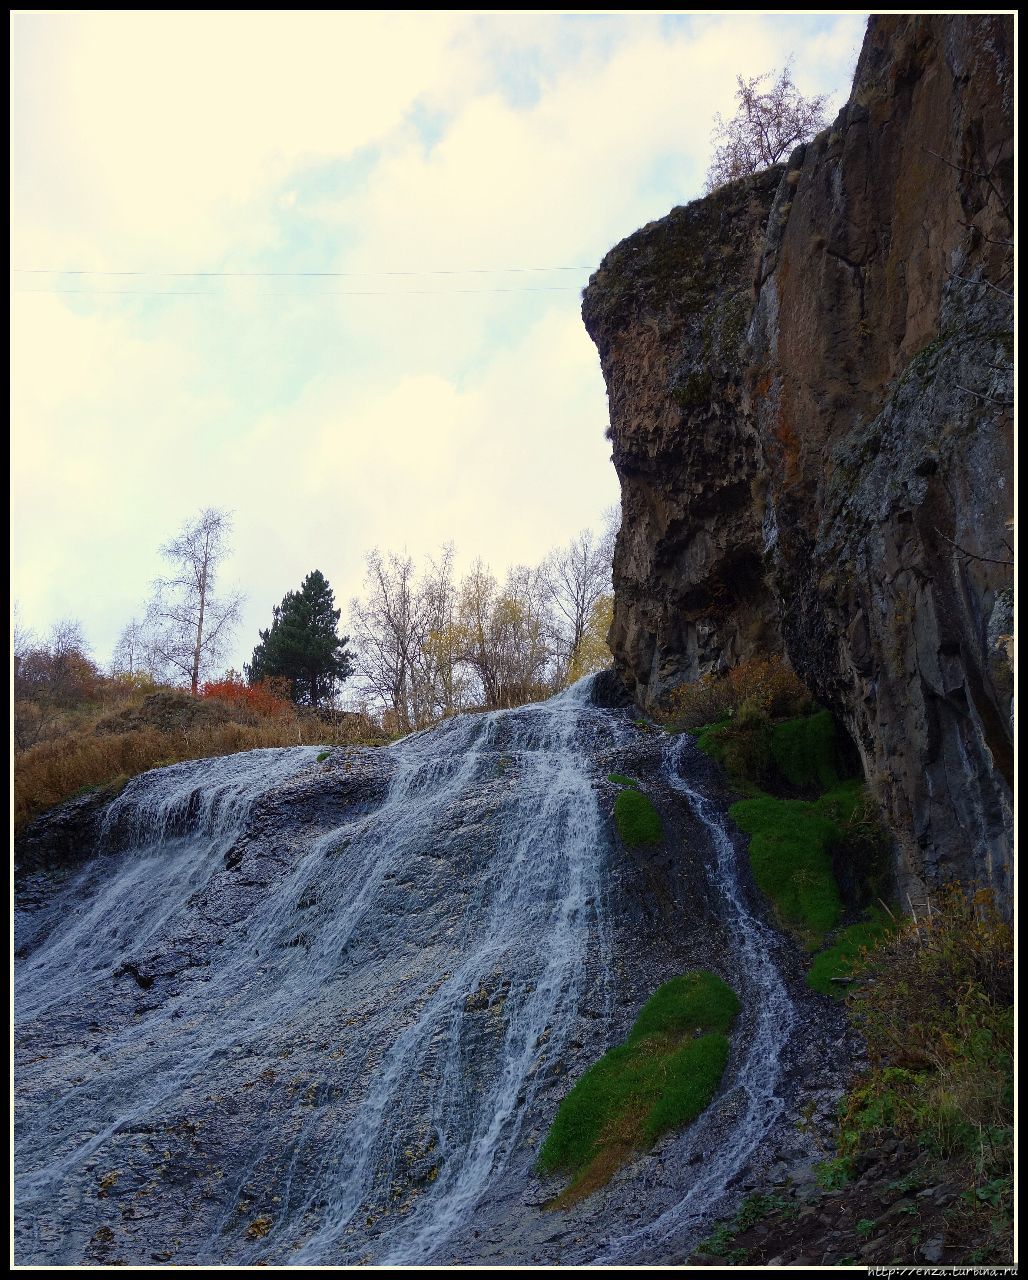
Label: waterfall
xmin=15 ymin=685 xmax=804 ymax=1266
xmin=15 ymin=679 xmax=621 ymax=1265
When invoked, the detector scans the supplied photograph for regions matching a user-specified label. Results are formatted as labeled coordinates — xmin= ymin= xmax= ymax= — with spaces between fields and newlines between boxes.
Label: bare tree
xmin=350 ymin=549 xmax=425 ymax=733
xmin=543 ymin=527 xmax=613 ymax=676
xmin=705 ymin=60 xmax=830 ymax=193
xmin=413 ymin=545 xmax=471 ymax=722
xmin=147 ymin=508 xmax=243 ymax=694
xmin=110 ymin=616 xmax=163 ymax=681
xmin=12 ymin=600 xmax=36 ymax=683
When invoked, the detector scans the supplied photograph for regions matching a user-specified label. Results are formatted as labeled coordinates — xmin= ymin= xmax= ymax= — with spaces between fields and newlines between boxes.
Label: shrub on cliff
xmin=664 ymin=654 xmax=809 ymax=732
xmin=704 ymin=61 xmax=830 ymax=192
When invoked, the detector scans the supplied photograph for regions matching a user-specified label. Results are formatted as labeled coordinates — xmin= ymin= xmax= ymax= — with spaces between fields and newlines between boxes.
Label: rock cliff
xmin=583 ymin=14 xmax=1013 ymax=906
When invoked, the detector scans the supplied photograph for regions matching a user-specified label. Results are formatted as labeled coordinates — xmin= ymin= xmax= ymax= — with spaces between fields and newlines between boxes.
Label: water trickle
xmin=597 ymin=733 xmax=796 ymax=1262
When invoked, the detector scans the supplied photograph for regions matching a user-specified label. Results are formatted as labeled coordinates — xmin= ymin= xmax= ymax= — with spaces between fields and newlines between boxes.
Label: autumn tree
xmin=704 ymin=60 xmax=830 ymax=193
xmin=459 ymin=562 xmax=556 ymax=709
xmin=348 ymin=513 xmax=616 ymax=727
xmin=565 ymin=594 xmax=614 ymax=684
xmin=246 ymin=570 xmax=354 ymax=707
xmin=146 ymin=507 xmax=243 ymax=694
xmin=543 ymin=524 xmax=613 ymax=678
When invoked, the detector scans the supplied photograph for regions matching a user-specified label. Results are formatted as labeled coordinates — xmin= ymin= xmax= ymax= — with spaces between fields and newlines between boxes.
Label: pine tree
xmin=246 ymin=570 xmax=354 ymax=706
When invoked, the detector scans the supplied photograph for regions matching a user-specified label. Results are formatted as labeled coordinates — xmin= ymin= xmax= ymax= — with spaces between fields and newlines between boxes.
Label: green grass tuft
xmin=538 ymin=972 xmax=738 ymax=1200
xmin=806 ymin=908 xmax=894 ymax=996
xmin=627 ymin=971 xmax=740 ymax=1042
xmin=607 ymin=772 xmax=640 ymax=789
xmin=614 ymin=788 xmax=663 ymax=846
xmin=730 ymin=792 xmax=843 ymax=941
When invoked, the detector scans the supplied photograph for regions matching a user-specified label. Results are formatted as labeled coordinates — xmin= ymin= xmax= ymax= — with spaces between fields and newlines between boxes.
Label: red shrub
xmin=200 ymin=676 xmax=293 ymax=718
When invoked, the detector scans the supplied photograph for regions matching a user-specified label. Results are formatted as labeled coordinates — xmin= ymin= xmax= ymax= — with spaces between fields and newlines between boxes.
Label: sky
xmin=11 ymin=10 xmax=868 ymax=674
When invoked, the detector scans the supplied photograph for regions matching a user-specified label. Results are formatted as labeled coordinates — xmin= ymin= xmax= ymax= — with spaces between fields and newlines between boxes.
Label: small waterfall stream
xmin=15 ymin=682 xmax=805 ymax=1266
xmin=597 ymin=734 xmax=796 ymax=1262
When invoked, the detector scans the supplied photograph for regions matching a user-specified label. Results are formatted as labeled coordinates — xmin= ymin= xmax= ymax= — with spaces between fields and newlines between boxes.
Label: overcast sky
xmin=11 ymin=10 xmax=867 ymax=673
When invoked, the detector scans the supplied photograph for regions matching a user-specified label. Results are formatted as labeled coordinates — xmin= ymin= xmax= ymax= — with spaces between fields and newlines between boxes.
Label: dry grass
xmin=663 ymin=654 xmax=810 ymax=731
xmin=840 ymin=885 xmax=1013 ymax=1203
xmin=14 ymin=705 xmax=388 ymax=833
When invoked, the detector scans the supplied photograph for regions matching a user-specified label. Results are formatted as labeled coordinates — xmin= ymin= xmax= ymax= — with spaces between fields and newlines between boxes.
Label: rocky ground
xmin=688 ymin=1138 xmax=1014 ymax=1268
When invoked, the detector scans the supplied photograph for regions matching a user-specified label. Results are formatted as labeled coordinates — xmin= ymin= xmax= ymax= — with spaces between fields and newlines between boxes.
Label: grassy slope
xmin=14 ymin=693 xmax=387 ymax=832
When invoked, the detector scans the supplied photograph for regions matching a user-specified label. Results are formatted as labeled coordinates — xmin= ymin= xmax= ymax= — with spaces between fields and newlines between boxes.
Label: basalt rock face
xmin=584 ymin=167 xmax=786 ymax=705
xmin=584 ymin=14 xmax=1014 ymax=907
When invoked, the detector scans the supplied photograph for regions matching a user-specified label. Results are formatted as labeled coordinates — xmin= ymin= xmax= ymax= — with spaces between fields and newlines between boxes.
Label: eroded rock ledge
xmin=584 ymin=14 xmax=1013 ymax=906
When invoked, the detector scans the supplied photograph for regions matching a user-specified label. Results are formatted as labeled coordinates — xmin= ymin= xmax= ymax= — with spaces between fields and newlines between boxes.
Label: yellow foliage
xmin=566 ymin=595 xmax=614 ymax=684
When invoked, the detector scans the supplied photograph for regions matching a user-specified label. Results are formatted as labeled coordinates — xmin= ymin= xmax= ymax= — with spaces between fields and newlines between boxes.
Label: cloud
xmin=11 ymin=11 xmax=473 ymax=265
xmin=11 ymin=12 xmax=867 ymax=669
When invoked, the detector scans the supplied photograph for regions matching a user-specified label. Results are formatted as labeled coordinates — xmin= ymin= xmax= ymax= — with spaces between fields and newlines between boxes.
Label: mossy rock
xmin=614 ymin=788 xmax=663 ymax=846
xmin=538 ymin=972 xmax=739 ymax=1202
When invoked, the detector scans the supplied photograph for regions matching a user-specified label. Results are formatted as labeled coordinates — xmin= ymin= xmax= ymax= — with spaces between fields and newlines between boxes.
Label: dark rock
xmin=584 ymin=13 xmax=1013 ymax=909
xmin=921 ymin=1237 xmax=946 ymax=1263
xmin=589 ymin=667 xmax=636 ymax=709
xmin=14 ymin=790 xmax=110 ymax=878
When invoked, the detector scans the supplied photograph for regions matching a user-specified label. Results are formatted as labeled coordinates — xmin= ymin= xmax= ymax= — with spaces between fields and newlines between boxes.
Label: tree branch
xmin=934 ymin=527 xmax=1014 ymax=567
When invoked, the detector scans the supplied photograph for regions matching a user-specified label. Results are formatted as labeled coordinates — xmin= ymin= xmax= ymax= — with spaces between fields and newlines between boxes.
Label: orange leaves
xmin=200 ymin=675 xmax=292 ymax=718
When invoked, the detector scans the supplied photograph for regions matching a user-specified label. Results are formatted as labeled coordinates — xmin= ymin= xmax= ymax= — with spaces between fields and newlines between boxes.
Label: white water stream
xmin=597 ymin=734 xmax=796 ymax=1261
xmin=15 ymin=681 xmax=798 ymax=1265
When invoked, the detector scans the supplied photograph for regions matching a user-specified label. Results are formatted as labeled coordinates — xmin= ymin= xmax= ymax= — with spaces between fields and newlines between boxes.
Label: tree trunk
xmin=191 ymin=533 xmax=210 ymax=695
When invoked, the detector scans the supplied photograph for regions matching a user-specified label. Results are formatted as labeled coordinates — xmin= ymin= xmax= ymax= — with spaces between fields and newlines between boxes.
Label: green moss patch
xmin=539 ymin=972 xmax=739 ymax=1202
xmin=607 ymin=772 xmax=640 ymax=789
xmin=614 ymin=787 xmax=663 ymax=846
xmin=696 ymin=707 xmax=887 ymax=944
xmin=730 ymin=793 xmax=843 ymax=942
xmin=806 ymin=908 xmax=894 ymax=997
xmin=697 ymin=708 xmax=843 ymax=797
xmin=770 ymin=709 xmax=842 ymax=792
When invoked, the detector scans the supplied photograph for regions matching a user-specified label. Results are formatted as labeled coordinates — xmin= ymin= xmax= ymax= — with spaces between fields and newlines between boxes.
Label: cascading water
xmin=16 ymin=680 xmax=623 ymax=1264
xmin=595 ymin=734 xmax=797 ymax=1263
xmin=15 ymin=681 xmax=816 ymax=1267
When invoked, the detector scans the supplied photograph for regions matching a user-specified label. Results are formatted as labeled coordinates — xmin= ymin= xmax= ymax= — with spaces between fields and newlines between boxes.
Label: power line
xmin=13 ymin=284 xmax=583 ymax=298
xmin=13 ymin=264 xmax=592 ymax=279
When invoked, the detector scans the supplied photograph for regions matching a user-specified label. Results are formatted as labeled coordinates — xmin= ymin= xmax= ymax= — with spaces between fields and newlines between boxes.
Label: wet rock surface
xmin=584 ymin=14 xmax=1013 ymax=910
xmin=16 ymin=697 xmax=849 ymax=1266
